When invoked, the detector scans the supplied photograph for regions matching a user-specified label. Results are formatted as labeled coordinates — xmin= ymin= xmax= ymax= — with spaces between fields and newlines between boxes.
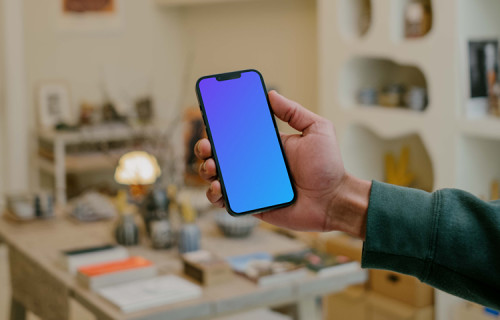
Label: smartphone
xmin=196 ymin=69 xmax=296 ymax=216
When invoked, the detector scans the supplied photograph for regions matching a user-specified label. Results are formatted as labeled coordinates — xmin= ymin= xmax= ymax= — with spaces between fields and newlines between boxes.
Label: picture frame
xmin=38 ymin=82 xmax=72 ymax=129
xmin=55 ymin=0 xmax=122 ymax=33
xmin=465 ymin=39 xmax=499 ymax=117
xmin=468 ymin=40 xmax=498 ymax=98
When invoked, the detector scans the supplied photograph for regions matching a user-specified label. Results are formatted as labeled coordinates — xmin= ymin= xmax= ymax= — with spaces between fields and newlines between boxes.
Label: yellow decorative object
xmin=180 ymin=198 xmax=197 ymax=223
xmin=114 ymin=190 xmax=136 ymax=215
xmin=385 ymin=146 xmax=415 ymax=187
xmin=114 ymin=151 xmax=161 ymax=186
xmin=491 ymin=180 xmax=499 ymax=201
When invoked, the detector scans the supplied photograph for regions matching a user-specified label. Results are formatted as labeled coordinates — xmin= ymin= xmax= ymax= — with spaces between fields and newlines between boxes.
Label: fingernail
xmin=202 ymin=161 xmax=207 ymax=171
xmin=196 ymin=141 xmax=201 ymax=154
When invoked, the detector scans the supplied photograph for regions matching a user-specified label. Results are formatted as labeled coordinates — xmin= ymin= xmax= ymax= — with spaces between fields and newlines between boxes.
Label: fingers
xmin=199 ymin=158 xmax=217 ymax=181
xmin=268 ymin=91 xmax=320 ymax=133
xmin=195 ymin=138 xmax=223 ymax=207
xmin=206 ymin=180 xmax=223 ymax=206
xmin=194 ymin=139 xmax=212 ymax=160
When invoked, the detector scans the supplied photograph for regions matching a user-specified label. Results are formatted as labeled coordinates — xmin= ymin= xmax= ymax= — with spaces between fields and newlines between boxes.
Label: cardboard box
xmin=325 ymin=234 xmax=363 ymax=262
xmin=367 ymin=292 xmax=434 ymax=320
xmin=323 ymin=284 xmax=367 ymax=320
xmin=182 ymin=250 xmax=233 ymax=286
xmin=369 ymin=270 xmax=434 ymax=307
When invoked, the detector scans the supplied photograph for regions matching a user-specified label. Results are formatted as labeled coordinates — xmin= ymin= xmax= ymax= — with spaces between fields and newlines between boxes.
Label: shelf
xmin=343 ymin=105 xmax=426 ymax=138
xmin=37 ymin=124 xmax=158 ymax=145
xmin=156 ymin=0 xmax=277 ymax=7
xmin=458 ymin=117 xmax=500 ymax=140
xmin=341 ymin=124 xmax=433 ymax=192
xmin=457 ymin=134 xmax=500 ymax=198
xmin=338 ymin=0 xmax=371 ymax=39
xmin=38 ymin=153 xmax=120 ymax=174
xmin=339 ymin=56 xmax=428 ymax=111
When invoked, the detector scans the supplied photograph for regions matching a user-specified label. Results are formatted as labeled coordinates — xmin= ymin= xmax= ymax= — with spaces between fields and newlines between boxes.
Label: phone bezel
xmin=195 ymin=69 xmax=297 ymax=216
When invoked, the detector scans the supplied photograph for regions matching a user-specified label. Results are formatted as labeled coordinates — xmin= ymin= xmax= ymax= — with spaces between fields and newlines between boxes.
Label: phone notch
xmin=215 ymin=72 xmax=242 ymax=81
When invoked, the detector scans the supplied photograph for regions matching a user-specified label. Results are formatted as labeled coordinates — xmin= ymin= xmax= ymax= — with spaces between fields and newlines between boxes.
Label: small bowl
xmin=215 ymin=210 xmax=258 ymax=238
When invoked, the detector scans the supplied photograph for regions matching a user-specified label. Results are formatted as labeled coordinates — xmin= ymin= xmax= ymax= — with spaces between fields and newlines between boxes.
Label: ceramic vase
xmin=150 ymin=219 xmax=173 ymax=249
xmin=178 ymin=223 xmax=200 ymax=254
xmin=115 ymin=214 xmax=139 ymax=246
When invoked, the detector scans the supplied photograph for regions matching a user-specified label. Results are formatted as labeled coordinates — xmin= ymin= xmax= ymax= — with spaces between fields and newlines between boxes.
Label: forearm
xmin=362 ymin=181 xmax=500 ymax=309
xmin=328 ymin=173 xmax=371 ymax=239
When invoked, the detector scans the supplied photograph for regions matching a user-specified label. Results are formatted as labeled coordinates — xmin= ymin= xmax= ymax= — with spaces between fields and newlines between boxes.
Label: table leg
xmin=10 ymin=298 xmax=26 ymax=320
xmin=9 ymin=246 xmax=70 ymax=320
xmin=54 ymin=139 xmax=66 ymax=206
xmin=296 ymin=297 xmax=318 ymax=320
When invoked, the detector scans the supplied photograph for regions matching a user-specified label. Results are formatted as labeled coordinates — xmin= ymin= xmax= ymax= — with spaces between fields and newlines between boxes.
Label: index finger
xmin=194 ymin=139 xmax=212 ymax=160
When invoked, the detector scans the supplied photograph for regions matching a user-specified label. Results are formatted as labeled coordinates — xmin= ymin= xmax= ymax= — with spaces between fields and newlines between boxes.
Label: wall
xmin=2 ymin=0 xmax=317 ymax=197
xmin=22 ymin=0 xmax=187 ymax=189
xmin=24 ymin=0 xmax=186 ymax=122
xmin=0 ymin=0 xmax=4 ymax=209
xmin=3 ymin=0 xmax=29 ymax=200
xmin=180 ymin=0 xmax=318 ymax=129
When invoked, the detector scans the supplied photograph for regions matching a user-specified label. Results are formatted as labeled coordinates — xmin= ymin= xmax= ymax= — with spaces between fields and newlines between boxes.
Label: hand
xmin=195 ymin=91 xmax=371 ymax=238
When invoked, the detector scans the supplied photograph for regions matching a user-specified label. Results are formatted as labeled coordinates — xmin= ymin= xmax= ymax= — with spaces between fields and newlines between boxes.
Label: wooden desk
xmin=0 ymin=213 xmax=367 ymax=320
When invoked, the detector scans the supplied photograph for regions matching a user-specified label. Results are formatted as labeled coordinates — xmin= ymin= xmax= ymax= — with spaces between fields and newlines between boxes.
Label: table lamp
xmin=114 ymin=151 xmax=161 ymax=201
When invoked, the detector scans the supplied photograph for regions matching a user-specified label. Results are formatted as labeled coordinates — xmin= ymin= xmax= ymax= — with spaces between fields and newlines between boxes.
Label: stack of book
xmin=226 ymin=249 xmax=360 ymax=286
xmin=273 ymin=248 xmax=360 ymax=277
xmin=226 ymin=252 xmax=308 ymax=287
xmin=77 ymin=256 xmax=157 ymax=290
xmin=59 ymin=244 xmax=129 ymax=275
xmin=59 ymin=244 xmax=202 ymax=313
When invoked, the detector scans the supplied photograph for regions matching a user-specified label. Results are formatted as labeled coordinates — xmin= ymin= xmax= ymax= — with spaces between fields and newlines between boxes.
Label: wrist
xmin=327 ymin=174 xmax=372 ymax=239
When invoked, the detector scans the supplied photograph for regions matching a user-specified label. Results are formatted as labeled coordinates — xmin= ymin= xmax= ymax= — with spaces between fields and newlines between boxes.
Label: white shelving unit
xmin=37 ymin=124 xmax=159 ymax=206
xmin=318 ymin=0 xmax=500 ymax=319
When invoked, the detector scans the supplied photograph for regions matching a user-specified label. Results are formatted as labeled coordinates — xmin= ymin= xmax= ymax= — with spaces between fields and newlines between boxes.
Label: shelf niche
xmin=341 ymin=124 xmax=434 ymax=192
xmin=338 ymin=0 xmax=371 ymax=39
xmin=457 ymin=134 xmax=500 ymax=199
xmin=394 ymin=0 xmax=433 ymax=40
xmin=339 ymin=57 xmax=428 ymax=111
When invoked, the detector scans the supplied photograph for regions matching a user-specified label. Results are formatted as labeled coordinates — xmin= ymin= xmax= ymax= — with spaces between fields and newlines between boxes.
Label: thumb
xmin=268 ymin=90 xmax=319 ymax=133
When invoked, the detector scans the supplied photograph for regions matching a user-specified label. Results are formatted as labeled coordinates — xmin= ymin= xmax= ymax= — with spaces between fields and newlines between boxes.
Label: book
xmin=59 ymin=244 xmax=129 ymax=275
xmin=226 ymin=252 xmax=307 ymax=287
xmin=274 ymin=249 xmax=360 ymax=277
xmin=77 ymin=256 xmax=157 ymax=290
xmin=96 ymin=275 xmax=202 ymax=313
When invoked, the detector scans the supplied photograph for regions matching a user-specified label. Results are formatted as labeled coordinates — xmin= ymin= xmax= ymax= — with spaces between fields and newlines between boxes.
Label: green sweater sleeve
xmin=362 ymin=181 xmax=500 ymax=309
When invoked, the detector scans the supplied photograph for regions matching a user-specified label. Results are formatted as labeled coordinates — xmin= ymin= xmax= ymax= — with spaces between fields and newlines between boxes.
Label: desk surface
xmin=0 ymin=212 xmax=366 ymax=320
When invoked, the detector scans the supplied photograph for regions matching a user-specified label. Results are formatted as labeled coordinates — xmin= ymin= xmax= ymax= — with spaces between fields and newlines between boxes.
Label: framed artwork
xmin=56 ymin=0 xmax=122 ymax=33
xmin=184 ymin=107 xmax=207 ymax=186
xmin=468 ymin=40 xmax=498 ymax=98
xmin=466 ymin=39 xmax=499 ymax=117
xmin=62 ymin=0 xmax=116 ymax=14
xmin=38 ymin=82 xmax=72 ymax=129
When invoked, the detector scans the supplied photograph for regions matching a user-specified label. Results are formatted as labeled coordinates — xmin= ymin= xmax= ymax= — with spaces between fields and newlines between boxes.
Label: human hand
xmin=195 ymin=91 xmax=371 ymax=238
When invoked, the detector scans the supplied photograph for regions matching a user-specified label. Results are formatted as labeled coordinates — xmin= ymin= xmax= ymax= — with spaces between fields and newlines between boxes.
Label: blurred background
xmin=0 ymin=0 xmax=499 ymax=320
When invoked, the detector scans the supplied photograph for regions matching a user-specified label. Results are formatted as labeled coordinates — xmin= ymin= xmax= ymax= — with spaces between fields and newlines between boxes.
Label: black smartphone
xmin=196 ymin=69 xmax=296 ymax=216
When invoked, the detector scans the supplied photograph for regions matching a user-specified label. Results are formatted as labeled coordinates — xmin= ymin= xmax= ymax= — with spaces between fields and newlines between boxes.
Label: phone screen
xmin=197 ymin=70 xmax=295 ymax=215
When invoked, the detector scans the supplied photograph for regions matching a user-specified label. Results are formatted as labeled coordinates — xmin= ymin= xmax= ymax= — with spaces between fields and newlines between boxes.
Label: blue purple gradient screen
xmin=198 ymin=71 xmax=294 ymax=214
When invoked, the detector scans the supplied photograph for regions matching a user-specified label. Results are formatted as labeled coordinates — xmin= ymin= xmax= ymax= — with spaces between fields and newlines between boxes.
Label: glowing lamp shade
xmin=114 ymin=151 xmax=161 ymax=185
